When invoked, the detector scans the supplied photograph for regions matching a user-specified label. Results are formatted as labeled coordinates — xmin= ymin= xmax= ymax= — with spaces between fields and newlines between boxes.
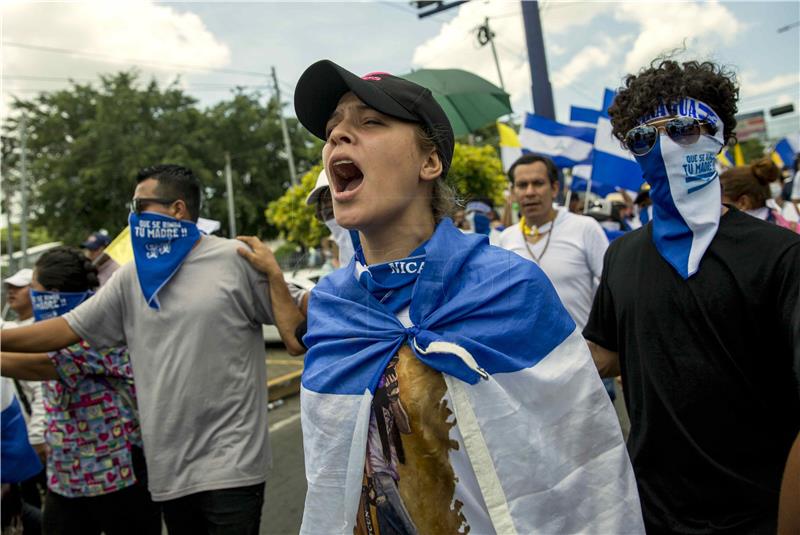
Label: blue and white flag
xmin=569 ymin=105 xmax=602 ymax=128
xmin=591 ymin=89 xmax=645 ymax=192
xmin=1 ymin=378 xmax=42 ymax=483
xmin=129 ymin=212 xmax=200 ymax=310
xmin=30 ymin=290 xmax=93 ymax=322
xmin=519 ymin=113 xmax=595 ymax=168
xmin=774 ymin=135 xmax=800 ymax=168
xmin=300 ymin=218 xmax=644 ymax=534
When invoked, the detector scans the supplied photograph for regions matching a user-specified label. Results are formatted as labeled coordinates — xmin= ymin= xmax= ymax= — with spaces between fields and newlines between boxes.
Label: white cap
xmin=305 ymin=169 xmax=330 ymax=206
xmin=3 ymin=268 xmax=33 ymax=287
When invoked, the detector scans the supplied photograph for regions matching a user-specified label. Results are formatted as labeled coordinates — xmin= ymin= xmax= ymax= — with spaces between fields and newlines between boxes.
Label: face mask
xmin=770 ymin=182 xmax=782 ymax=199
xmin=325 ymin=218 xmax=355 ymax=266
xmin=30 ymin=290 xmax=93 ymax=322
xmin=129 ymin=211 xmax=200 ymax=310
xmin=632 ymin=98 xmax=725 ymax=279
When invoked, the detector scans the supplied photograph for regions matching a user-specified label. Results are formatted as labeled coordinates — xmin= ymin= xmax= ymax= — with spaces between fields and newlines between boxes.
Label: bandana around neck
xmin=633 ymin=97 xmax=725 ymax=279
xmin=129 ymin=211 xmax=200 ymax=310
xmin=354 ymin=241 xmax=427 ymax=314
xmin=30 ymin=290 xmax=93 ymax=322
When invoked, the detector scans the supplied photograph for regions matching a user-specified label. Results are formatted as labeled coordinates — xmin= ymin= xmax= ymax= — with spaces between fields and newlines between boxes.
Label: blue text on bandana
xmin=129 ymin=211 xmax=200 ymax=310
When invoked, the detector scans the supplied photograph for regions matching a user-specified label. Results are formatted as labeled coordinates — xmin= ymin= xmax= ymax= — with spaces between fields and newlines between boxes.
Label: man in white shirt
xmin=498 ymin=154 xmax=609 ymax=331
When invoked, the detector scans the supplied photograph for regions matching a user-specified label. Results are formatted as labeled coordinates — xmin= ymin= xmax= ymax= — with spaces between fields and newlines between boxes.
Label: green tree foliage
xmin=739 ymin=139 xmax=766 ymax=164
xmin=264 ymin=164 xmax=328 ymax=249
xmin=0 ymin=225 xmax=54 ymax=256
xmin=2 ymin=72 xmax=317 ymax=245
xmin=447 ymin=142 xmax=507 ymax=206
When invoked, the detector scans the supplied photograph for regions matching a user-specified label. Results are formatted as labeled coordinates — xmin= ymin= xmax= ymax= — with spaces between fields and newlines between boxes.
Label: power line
xmin=3 ymin=41 xmax=268 ymax=78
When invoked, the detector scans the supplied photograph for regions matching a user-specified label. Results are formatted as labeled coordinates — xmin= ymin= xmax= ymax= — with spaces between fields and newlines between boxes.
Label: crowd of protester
xmin=1 ymin=56 xmax=799 ymax=535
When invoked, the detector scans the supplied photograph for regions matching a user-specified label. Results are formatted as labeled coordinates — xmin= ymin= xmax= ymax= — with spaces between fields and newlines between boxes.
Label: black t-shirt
xmin=584 ymin=207 xmax=800 ymax=534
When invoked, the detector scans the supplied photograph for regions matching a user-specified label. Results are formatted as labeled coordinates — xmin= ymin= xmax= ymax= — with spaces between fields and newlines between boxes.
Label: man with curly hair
xmin=583 ymin=59 xmax=800 ymax=533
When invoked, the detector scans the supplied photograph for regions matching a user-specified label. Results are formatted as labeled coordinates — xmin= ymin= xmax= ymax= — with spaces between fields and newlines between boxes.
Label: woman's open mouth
xmin=329 ymin=158 xmax=364 ymax=201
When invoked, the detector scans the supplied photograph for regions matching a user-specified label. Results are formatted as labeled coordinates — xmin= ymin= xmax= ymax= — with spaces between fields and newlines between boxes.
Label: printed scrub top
xmin=44 ymin=341 xmax=142 ymax=498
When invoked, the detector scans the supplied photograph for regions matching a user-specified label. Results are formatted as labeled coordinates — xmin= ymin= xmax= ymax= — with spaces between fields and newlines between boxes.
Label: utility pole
xmin=2 ymin=175 xmax=15 ymax=273
xmin=271 ymin=66 xmax=298 ymax=186
xmin=19 ymin=115 xmax=29 ymax=267
xmin=521 ymin=1 xmax=555 ymax=119
xmin=477 ymin=17 xmax=506 ymax=91
xmin=224 ymin=152 xmax=237 ymax=238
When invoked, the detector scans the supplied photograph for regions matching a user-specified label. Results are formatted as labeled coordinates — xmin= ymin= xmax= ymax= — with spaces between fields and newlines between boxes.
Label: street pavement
xmin=262 ymin=394 xmax=305 ymax=535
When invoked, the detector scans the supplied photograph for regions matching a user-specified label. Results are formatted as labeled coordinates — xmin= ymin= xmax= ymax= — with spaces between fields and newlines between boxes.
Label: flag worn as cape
xmin=301 ymin=218 xmax=643 ymax=534
xmin=1 ymin=378 xmax=42 ymax=483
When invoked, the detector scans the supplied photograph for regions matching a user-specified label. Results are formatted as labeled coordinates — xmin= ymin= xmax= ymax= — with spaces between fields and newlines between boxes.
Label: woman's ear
xmin=419 ymin=149 xmax=443 ymax=183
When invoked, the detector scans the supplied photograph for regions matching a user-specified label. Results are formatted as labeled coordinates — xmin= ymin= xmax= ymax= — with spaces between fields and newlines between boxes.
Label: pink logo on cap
xmin=362 ymin=71 xmax=391 ymax=81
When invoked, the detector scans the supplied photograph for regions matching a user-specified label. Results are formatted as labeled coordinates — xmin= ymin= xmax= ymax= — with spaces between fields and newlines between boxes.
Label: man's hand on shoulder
xmin=236 ymin=236 xmax=282 ymax=280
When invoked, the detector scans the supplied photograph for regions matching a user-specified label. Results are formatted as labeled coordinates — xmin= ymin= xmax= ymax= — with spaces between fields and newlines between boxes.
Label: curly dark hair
xmin=609 ymin=59 xmax=739 ymax=144
xmin=35 ymin=246 xmax=99 ymax=292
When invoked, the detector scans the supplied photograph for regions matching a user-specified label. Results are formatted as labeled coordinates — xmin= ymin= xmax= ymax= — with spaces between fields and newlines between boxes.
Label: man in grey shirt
xmin=1 ymin=164 xmax=306 ymax=534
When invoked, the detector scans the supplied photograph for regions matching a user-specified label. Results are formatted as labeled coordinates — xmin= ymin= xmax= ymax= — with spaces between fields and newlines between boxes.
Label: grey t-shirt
xmin=64 ymin=235 xmax=276 ymax=501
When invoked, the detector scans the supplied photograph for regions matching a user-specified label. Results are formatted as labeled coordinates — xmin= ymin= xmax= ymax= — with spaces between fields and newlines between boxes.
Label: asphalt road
xmin=261 ymin=391 xmax=305 ymax=535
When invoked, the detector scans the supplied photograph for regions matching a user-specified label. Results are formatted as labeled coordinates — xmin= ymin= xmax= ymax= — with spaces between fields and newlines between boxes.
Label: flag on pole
xmin=497 ymin=122 xmax=523 ymax=172
xmin=717 ymin=147 xmax=735 ymax=168
xmin=569 ymin=106 xmax=602 ymax=128
xmin=590 ymin=89 xmax=644 ymax=192
xmin=772 ymin=135 xmax=800 ymax=168
xmin=518 ymin=113 xmax=595 ymax=168
xmin=732 ymin=143 xmax=745 ymax=166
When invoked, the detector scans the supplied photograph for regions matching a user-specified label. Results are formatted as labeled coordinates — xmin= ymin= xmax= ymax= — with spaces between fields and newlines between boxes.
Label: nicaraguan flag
xmin=591 ymin=89 xmax=644 ymax=192
xmin=1 ymin=378 xmax=42 ymax=483
xmin=497 ymin=121 xmax=523 ymax=172
xmin=569 ymin=105 xmax=602 ymax=128
xmin=518 ymin=113 xmax=595 ymax=168
xmin=773 ymin=135 xmax=800 ymax=168
xmin=570 ymin=154 xmax=616 ymax=196
xmin=300 ymin=219 xmax=644 ymax=534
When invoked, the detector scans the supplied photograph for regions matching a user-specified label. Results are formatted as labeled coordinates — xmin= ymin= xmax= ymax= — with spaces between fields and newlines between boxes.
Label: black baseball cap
xmin=294 ymin=59 xmax=455 ymax=178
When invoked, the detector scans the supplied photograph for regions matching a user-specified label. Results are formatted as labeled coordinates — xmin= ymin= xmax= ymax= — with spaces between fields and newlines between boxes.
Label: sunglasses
xmin=624 ymin=117 xmax=718 ymax=156
xmin=129 ymin=197 xmax=177 ymax=214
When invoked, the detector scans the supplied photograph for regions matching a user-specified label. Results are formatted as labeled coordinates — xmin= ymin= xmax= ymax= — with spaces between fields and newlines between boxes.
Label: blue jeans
xmin=162 ymin=482 xmax=265 ymax=535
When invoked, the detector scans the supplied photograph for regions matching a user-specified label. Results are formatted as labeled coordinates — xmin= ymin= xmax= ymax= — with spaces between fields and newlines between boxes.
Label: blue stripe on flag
xmin=591 ymin=147 xmax=643 ymax=192
xmin=1 ymin=397 xmax=42 ymax=483
xmin=570 ymin=106 xmax=602 ymax=125
xmin=523 ymin=114 xmax=596 ymax=144
xmin=775 ymin=138 xmax=797 ymax=168
xmin=570 ymin=177 xmax=616 ymax=196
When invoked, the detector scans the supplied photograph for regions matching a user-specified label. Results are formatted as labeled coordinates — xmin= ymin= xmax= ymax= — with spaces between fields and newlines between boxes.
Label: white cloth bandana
xmin=633 ymin=97 xmax=725 ymax=279
xmin=325 ymin=217 xmax=355 ymax=266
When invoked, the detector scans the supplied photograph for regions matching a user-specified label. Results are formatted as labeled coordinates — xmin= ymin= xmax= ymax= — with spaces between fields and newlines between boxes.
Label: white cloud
xmin=740 ymin=72 xmax=800 ymax=98
xmin=1 ymin=1 xmax=230 ymax=116
xmin=614 ymin=0 xmax=743 ymax=73
xmin=411 ymin=1 xmax=532 ymax=115
xmin=553 ymin=46 xmax=610 ymax=88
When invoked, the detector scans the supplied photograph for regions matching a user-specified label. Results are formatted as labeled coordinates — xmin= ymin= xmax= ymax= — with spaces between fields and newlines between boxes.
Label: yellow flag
xmin=104 ymin=226 xmax=134 ymax=266
xmin=733 ymin=143 xmax=745 ymax=166
xmin=770 ymin=150 xmax=784 ymax=168
xmin=716 ymin=151 xmax=733 ymax=168
xmin=497 ymin=122 xmax=521 ymax=148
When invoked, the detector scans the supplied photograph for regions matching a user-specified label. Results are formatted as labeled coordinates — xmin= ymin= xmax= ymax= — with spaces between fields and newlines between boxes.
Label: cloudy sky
xmin=3 ymin=0 xmax=799 ymax=137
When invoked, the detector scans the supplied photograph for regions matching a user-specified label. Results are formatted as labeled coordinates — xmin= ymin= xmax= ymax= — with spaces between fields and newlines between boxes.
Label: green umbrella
xmin=399 ymin=68 xmax=512 ymax=137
